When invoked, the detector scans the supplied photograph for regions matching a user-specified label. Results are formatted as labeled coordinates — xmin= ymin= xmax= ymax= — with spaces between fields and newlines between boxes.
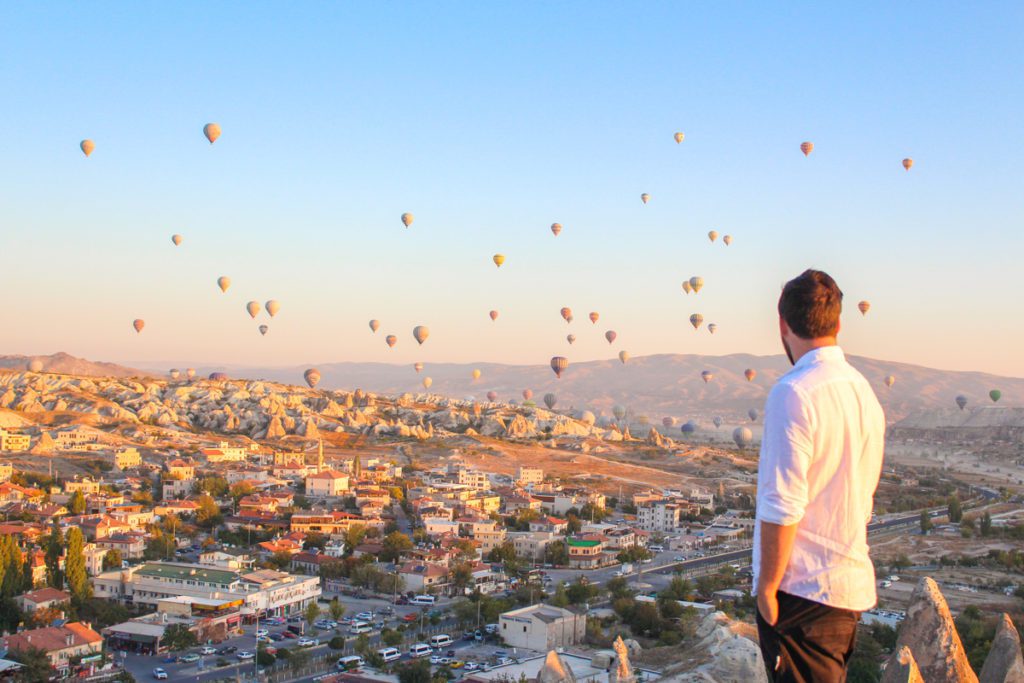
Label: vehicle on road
xmin=179 ymin=654 xmax=200 ymax=663
xmin=152 ymin=669 xmax=168 ymax=680
xmin=465 ymin=662 xmax=480 ymax=671
xmin=484 ymin=624 xmax=499 ymax=635
xmin=297 ymin=637 xmax=319 ymax=648
xmin=350 ymin=621 xmax=373 ymax=634
xmin=403 ymin=613 xmax=418 ymax=622
xmin=674 ymin=556 xmax=685 ymax=562
xmin=450 ymin=660 xmax=464 ymax=669
xmin=355 ymin=611 xmax=373 ymax=621
xmin=411 ymin=595 xmax=436 ymax=605
xmin=256 ymin=629 xmax=269 ymax=637
xmin=282 ymin=631 xmax=298 ymax=638
xmin=429 ymin=634 xmax=453 ymax=649
xmin=237 ymin=651 xmax=255 ymax=661
xmin=378 ymin=647 xmax=401 ymax=663
xmin=430 ymin=655 xmax=443 ymax=665
xmin=337 ymin=656 xmax=365 ymax=670
xmin=269 ymin=633 xmax=285 ymax=641
xmin=409 ymin=643 xmax=433 ymax=658
xmin=216 ymin=645 xmax=238 ymax=655
xmin=649 ymin=545 xmax=664 ymax=553
xmin=200 ymin=646 xmax=217 ymax=655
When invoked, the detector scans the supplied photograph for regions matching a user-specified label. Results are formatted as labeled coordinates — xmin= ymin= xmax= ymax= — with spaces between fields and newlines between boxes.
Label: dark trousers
xmin=756 ymin=591 xmax=859 ymax=683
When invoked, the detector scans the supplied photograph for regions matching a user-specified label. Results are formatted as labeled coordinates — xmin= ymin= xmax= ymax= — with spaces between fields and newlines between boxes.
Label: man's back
xmin=754 ymin=346 xmax=886 ymax=611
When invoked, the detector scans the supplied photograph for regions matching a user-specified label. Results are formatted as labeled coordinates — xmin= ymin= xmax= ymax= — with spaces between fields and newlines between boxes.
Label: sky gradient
xmin=2 ymin=2 xmax=1022 ymax=376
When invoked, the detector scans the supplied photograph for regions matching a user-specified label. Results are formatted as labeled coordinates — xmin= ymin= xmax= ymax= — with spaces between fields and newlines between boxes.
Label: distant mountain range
xmin=0 ymin=352 xmax=148 ymax=378
xmin=164 ymin=352 xmax=1022 ymax=423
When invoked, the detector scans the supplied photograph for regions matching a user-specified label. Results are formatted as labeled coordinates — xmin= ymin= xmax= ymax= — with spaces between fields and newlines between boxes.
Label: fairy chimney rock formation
xmin=894 ymin=577 xmax=979 ymax=683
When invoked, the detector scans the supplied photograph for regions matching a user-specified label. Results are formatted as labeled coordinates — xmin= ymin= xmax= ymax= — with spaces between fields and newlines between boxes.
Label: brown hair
xmin=778 ymin=269 xmax=843 ymax=339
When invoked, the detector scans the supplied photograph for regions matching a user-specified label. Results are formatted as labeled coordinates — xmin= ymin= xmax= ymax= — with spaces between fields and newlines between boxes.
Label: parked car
xmin=200 ymin=646 xmax=217 ymax=655
xmin=297 ymin=637 xmax=319 ymax=648
xmin=430 ymin=655 xmax=443 ymax=665
xmin=403 ymin=613 xmax=418 ymax=622
xmin=152 ymin=669 xmax=168 ymax=680
xmin=282 ymin=631 xmax=298 ymax=639
xmin=216 ymin=645 xmax=238 ymax=655
xmin=269 ymin=632 xmax=285 ymax=641
xmin=355 ymin=611 xmax=373 ymax=621
xmin=179 ymin=654 xmax=200 ymax=663
xmin=256 ymin=629 xmax=269 ymax=637
xmin=161 ymin=655 xmax=176 ymax=664
xmin=450 ymin=660 xmax=465 ymax=669
xmin=465 ymin=662 xmax=480 ymax=672
xmin=237 ymin=651 xmax=255 ymax=661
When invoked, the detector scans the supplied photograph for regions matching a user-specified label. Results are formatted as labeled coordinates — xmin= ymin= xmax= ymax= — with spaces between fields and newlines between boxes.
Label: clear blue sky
xmin=2 ymin=2 xmax=1022 ymax=376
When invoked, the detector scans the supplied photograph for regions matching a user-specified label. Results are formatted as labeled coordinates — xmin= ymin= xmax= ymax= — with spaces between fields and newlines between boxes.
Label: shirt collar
xmin=793 ymin=345 xmax=844 ymax=370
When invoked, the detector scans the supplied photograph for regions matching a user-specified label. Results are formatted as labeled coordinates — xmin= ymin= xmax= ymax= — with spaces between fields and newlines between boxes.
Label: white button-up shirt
xmin=753 ymin=345 xmax=886 ymax=611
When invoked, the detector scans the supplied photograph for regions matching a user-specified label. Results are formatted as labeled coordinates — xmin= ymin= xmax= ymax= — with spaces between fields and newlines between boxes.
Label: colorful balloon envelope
xmin=884 ymin=375 xmax=896 ymax=388
xmin=487 ymin=391 xmax=498 ymax=402
xmin=681 ymin=281 xmax=693 ymax=295
xmin=246 ymin=301 xmax=261 ymax=319
xmin=640 ymin=193 xmax=650 ymax=204
xmin=414 ymin=362 xmax=423 ymax=373
xmin=544 ymin=393 xmax=557 ymax=409
xmin=990 ymin=390 xmax=1002 ymax=403
xmin=701 ymin=370 xmax=714 ymax=383
xmin=589 ymin=312 xmax=599 ymax=324
xmin=204 ymin=123 xmax=221 ymax=144
xmin=133 ymin=319 xmax=145 ymax=333
xmin=171 ymin=234 xmax=183 ymax=246
xmin=489 ymin=310 xmax=499 ymax=321
xmin=744 ymin=369 xmax=756 ymax=382
xmin=566 ymin=334 xmax=576 ymax=345
xmin=369 ymin=320 xmax=380 ymax=333
xmin=422 ymin=377 xmax=433 ymax=390
xmin=800 ymin=141 xmax=813 ymax=157
xmin=401 ymin=212 xmax=414 ymax=228
xmin=707 ymin=231 xmax=718 ymax=243
xmin=80 ymin=139 xmax=95 ymax=157
xmin=550 ymin=223 xmax=562 ymax=236
xmin=674 ymin=132 xmax=685 ymax=144
xmin=258 ymin=325 xmax=269 ymax=336
xmin=304 ymin=368 xmax=321 ymax=388
xmin=733 ymin=427 xmax=753 ymax=448
xmin=560 ymin=307 xmax=572 ymax=323
xmin=618 ymin=350 xmax=630 ymax=364
xmin=413 ymin=326 xmax=429 ymax=345
xmin=550 ymin=356 xmax=568 ymax=378
xmin=493 ymin=254 xmax=505 ymax=268
xmin=723 ymin=235 xmax=732 ymax=246
xmin=955 ymin=395 xmax=967 ymax=410
xmin=217 ymin=276 xmax=231 ymax=293
xmin=522 ymin=389 xmax=533 ymax=400
xmin=265 ymin=300 xmax=281 ymax=317
xmin=472 ymin=369 xmax=482 ymax=380
xmin=707 ymin=323 xmax=718 ymax=334
xmin=689 ymin=276 xmax=704 ymax=293
xmin=385 ymin=335 xmax=398 ymax=348
xmin=689 ymin=314 xmax=704 ymax=330
xmin=858 ymin=301 xmax=871 ymax=315
xmin=902 ymin=158 xmax=913 ymax=171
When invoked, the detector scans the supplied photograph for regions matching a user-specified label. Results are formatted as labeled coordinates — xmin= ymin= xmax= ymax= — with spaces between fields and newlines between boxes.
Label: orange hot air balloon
xmin=246 ymin=301 xmax=260 ymax=318
xmin=472 ymin=369 xmax=482 ymax=380
xmin=304 ymin=368 xmax=321 ymax=388
xmin=171 ymin=234 xmax=183 ymax=246
xmin=550 ymin=356 xmax=568 ymax=378
xmin=800 ymin=141 xmax=814 ymax=156
xmin=204 ymin=123 xmax=221 ymax=144
xmin=265 ymin=300 xmax=281 ymax=317
xmin=744 ymin=368 xmax=756 ymax=382
xmin=566 ymin=334 xmax=576 ymax=345
xmin=640 ymin=193 xmax=651 ymax=205
xmin=413 ymin=326 xmax=429 ymax=345
xmin=858 ymin=301 xmax=870 ymax=316
xmin=674 ymin=132 xmax=685 ymax=144
xmin=560 ymin=307 xmax=572 ymax=323
xmin=682 ymin=280 xmax=692 ymax=295
xmin=217 ymin=276 xmax=231 ymax=293
xmin=493 ymin=254 xmax=505 ymax=268
xmin=489 ymin=310 xmax=499 ymax=321
xmin=589 ymin=312 xmax=599 ymax=324
xmin=605 ymin=330 xmax=617 ymax=344
xmin=550 ymin=223 xmax=562 ymax=236
xmin=369 ymin=319 xmax=380 ymax=332
xmin=422 ymin=377 xmax=433 ymax=390
xmin=414 ymin=362 xmax=423 ymax=373
xmin=385 ymin=335 xmax=397 ymax=348
xmin=80 ymin=139 xmax=95 ymax=157
xmin=133 ymin=319 xmax=145 ymax=333
xmin=522 ymin=389 xmax=533 ymax=401
xmin=707 ymin=231 xmax=718 ymax=243
xmin=401 ymin=213 xmax=414 ymax=228
xmin=902 ymin=158 xmax=913 ymax=171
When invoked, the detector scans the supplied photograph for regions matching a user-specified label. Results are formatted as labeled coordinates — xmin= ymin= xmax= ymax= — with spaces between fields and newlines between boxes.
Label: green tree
xmin=980 ymin=511 xmax=993 ymax=537
xmin=196 ymin=476 xmax=229 ymax=498
xmin=230 ymin=481 xmax=255 ymax=503
xmin=289 ymin=649 xmax=310 ymax=670
xmin=329 ymin=636 xmax=346 ymax=650
xmin=397 ymin=659 xmax=433 ymax=683
xmin=329 ymin=597 xmax=346 ymax=621
xmin=256 ymin=649 xmax=275 ymax=667
xmin=8 ymin=645 xmax=52 ymax=681
xmin=163 ymin=623 xmax=198 ymax=651
xmin=544 ymin=542 xmax=569 ymax=567
xmin=45 ymin=522 xmax=64 ymax=588
xmin=354 ymin=633 xmax=370 ymax=655
xmin=947 ymin=496 xmax=963 ymax=523
xmin=382 ymin=629 xmax=404 ymax=647
xmin=196 ymin=494 xmax=223 ymax=529
xmin=450 ymin=562 xmax=474 ymax=594
xmin=268 ymin=551 xmax=294 ymax=571
xmin=0 ymin=535 xmax=25 ymax=598
xmin=102 ymin=549 xmax=123 ymax=571
xmin=68 ymin=490 xmax=87 ymax=515
xmin=305 ymin=601 xmax=321 ymax=626
xmin=344 ymin=524 xmax=369 ymax=553
xmin=549 ymin=583 xmax=570 ymax=608
xmin=919 ymin=510 xmax=932 ymax=534
xmin=65 ymin=528 xmax=91 ymax=603
xmin=380 ymin=531 xmax=414 ymax=562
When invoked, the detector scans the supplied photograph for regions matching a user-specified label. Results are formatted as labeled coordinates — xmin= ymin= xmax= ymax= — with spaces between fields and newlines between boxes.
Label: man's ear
xmin=779 ymin=317 xmax=789 ymax=337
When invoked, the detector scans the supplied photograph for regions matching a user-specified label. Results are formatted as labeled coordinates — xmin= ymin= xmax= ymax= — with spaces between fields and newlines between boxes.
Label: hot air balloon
xmin=550 ymin=356 xmax=568 ymax=378
xmin=858 ymin=301 xmax=871 ymax=315
xmin=708 ymin=323 xmax=718 ymax=335
xmin=689 ymin=314 xmax=704 ymax=330
xmin=217 ymin=276 xmax=231 ymax=293
xmin=662 ymin=417 xmax=676 ymax=428
xmin=560 ymin=307 xmax=573 ymax=323
xmin=902 ymin=158 xmax=913 ymax=171
xmin=414 ymin=362 xmax=423 ymax=373
xmin=304 ymin=368 xmax=321 ymax=388
xmin=133 ymin=319 xmax=145 ymax=333
xmin=551 ymin=223 xmax=562 ymax=236
xmin=689 ymin=276 xmax=704 ymax=293
xmin=27 ymin=359 xmax=43 ymax=373
xmin=265 ymin=300 xmax=280 ymax=317
xmin=401 ymin=213 xmax=414 ymax=228
xmin=422 ymin=377 xmax=433 ymax=390
xmin=733 ymin=427 xmax=753 ymax=448
xmin=955 ymin=395 xmax=968 ymax=410
xmin=385 ymin=335 xmax=397 ymax=348
xmin=605 ymin=330 xmax=617 ymax=344
xmin=618 ymin=350 xmax=630 ymax=364
xmin=489 ymin=310 xmax=499 ymax=321
xmin=713 ymin=416 xmax=723 ymax=429
xmin=80 ymin=139 xmax=95 ymax=157
xmin=613 ymin=406 xmax=626 ymax=421
xmin=566 ymin=334 xmax=576 ymax=345
xmin=800 ymin=141 xmax=813 ymax=157
xmin=681 ymin=421 xmax=697 ymax=434
xmin=708 ymin=230 xmax=719 ymax=243
xmin=169 ymin=369 xmax=180 ymax=380
xmin=723 ymin=235 xmax=732 ymax=246
xmin=369 ymin=320 xmax=380 ymax=333
xmin=472 ymin=369 xmax=481 ymax=380
xmin=493 ymin=254 xmax=505 ymax=268
xmin=204 ymin=123 xmax=221 ymax=144
xmin=246 ymin=301 xmax=260 ymax=319
xmin=171 ymin=234 xmax=183 ymax=246
xmin=522 ymin=389 xmax=533 ymax=401
xmin=674 ymin=132 xmax=685 ymax=144
xmin=413 ymin=326 xmax=429 ymax=345
xmin=487 ymin=391 xmax=498 ymax=402
xmin=990 ymin=390 xmax=1002 ymax=403
xmin=681 ymin=280 xmax=693 ymax=295
xmin=186 ymin=368 xmax=196 ymax=379
xmin=640 ymin=193 xmax=650 ymax=204
xmin=745 ymin=369 xmax=756 ymax=382
xmin=589 ymin=312 xmax=599 ymax=324
xmin=544 ymin=393 xmax=557 ymax=409
xmin=748 ymin=408 xmax=759 ymax=422
xmin=209 ymin=372 xmax=228 ymax=381
xmin=701 ymin=370 xmax=714 ymax=384
xmin=884 ymin=375 xmax=896 ymax=388
xmin=258 ymin=325 xmax=269 ymax=336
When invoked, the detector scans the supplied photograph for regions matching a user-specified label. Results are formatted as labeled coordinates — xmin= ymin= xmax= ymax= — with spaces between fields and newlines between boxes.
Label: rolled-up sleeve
xmin=757 ymin=382 xmax=814 ymax=526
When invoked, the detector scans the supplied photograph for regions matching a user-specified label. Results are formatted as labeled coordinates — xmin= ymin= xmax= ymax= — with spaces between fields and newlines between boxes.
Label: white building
xmin=636 ymin=500 xmax=681 ymax=533
xmin=515 ymin=466 xmax=544 ymax=487
xmin=305 ymin=470 xmax=350 ymax=497
xmin=498 ymin=604 xmax=586 ymax=651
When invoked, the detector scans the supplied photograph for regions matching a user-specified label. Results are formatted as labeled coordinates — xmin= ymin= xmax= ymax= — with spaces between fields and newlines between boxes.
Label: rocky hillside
xmin=0 ymin=352 xmax=147 ymax=378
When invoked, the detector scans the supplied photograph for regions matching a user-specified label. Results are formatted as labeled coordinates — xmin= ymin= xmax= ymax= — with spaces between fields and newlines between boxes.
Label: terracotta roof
xmin=306 ymin=470 xmax=348 ymax=480
xmin=20 ymin=587 xmax=71 ymax=605
xmin=6 ymin=622 xmax=102 ymax=654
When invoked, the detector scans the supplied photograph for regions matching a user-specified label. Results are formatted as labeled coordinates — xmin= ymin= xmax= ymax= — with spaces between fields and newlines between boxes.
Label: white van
xmin=648 ymin=545 xmax=664 ymax=553
xmin=349 ymin=621 xmax=373 ymax=634
xmin=429 ymin=634 xmax=453 ymax=649
xmin=337 ymin=656 xmax=365 ymax=670
xmin=411 ymin=595 xmax=436 ymax=606
xmin=409 ymin=643 xmax=433 ymax=658
xmin=377 ymin=647 xmax=402 ymax=663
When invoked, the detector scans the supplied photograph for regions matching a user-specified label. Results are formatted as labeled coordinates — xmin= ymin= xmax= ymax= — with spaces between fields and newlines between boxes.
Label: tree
xmin=268 ymin=551 xmax=294 ymax=571
xmin=344 ymin=524 xmax=369 ymax=553
xmin=196 ymin=494 xmax=223 ymax=529
xmin=947 ymin=496 xmax=963 ymax=523
xmin=8 ymin=645 xmax=51 ymax=682
xmin=354 ymin=633 xmax=370 ymax=656
xmin=450 ymin=563 xmax=474 ymax=594
xmin=45 ymin=522 xmax=64 ymax=588
xmin=288 ymin=649 xmax=310 ymax=670
xmin=382 ymin=629 xmax=404 ymax=647
xmin=163 ymin=623 xmax=198 ymax=651
xmin=980 ymin=511 xmax=993 ymax=537
xmin=65 ymin=528 xmax=91 ymax=603
xmin=144 ymin=531 xmax=177 ymax=561
xmin=102 ymin=549 xmax=123 ymax=571
xmin=329 ymin=636 xmax=346 ymax=650
xmin=196 ymin=476 xmax=229 ymax=498
xmin=257 ymin=649 xmax=275 ymax=667
xmin=919 ymin=510 xmax=932 ymax=534
xmin=549 ymin=583 xmax=570 ymax=607
xmin=329 ymin=597 xmax=346 ymax=621
xmin=304 ymin=601 xmax=320 ymax=626
xmin=397 ymin=659 xmax=432 ymax=683
xmin=544 ymin=542 xmax=569 ymax=567
xmin=380 ymin=531 xmax=414 ymax=562
xmin=68 ymin=490 xmax=87 ymax=515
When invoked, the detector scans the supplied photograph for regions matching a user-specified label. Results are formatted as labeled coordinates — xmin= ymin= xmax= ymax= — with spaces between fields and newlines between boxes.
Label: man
xmin=754 ymin=269 xmax=886 ymax=682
